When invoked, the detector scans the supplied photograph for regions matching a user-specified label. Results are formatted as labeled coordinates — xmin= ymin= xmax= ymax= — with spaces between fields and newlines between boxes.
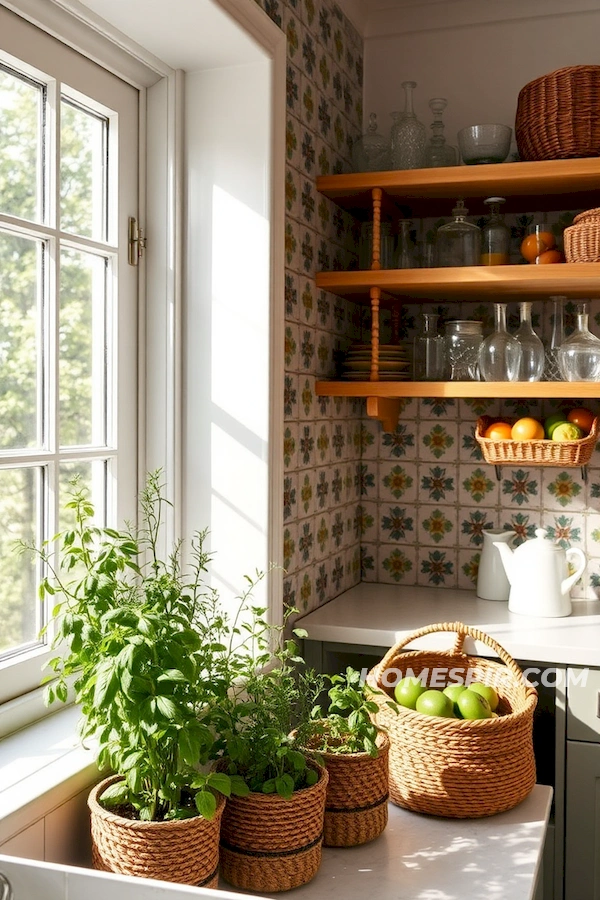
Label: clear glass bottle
xmin=558 ymin=301 xmax=600 ymax=381
xmin=359 ymin=221 xmax=395 ymax=270
xmin=543 ymin=295 xmax=566 ymax=381
xmin=396 ymin=219 xmax=416 ymax=268
xmin=413 ymin=312 xmax=445 ymax=380
xmin=424 ymin=98 xmax=457 ymax=168
xmin=351 ymin=113 xmax=391 ymax=173
xmin=480 ymin=197 xmax=511 ymax=265
xmin=478 ymin=302 xmax=522 ymax=382
xmin=444 ymin=320 xmax=483 ymax=381
xmin=435 ymin=200 xmax=481 ymax=267
xmin=390 ymin=81 xmax=427 ymax=170
xmin=515 ymin=301 xmax=544 ymax=382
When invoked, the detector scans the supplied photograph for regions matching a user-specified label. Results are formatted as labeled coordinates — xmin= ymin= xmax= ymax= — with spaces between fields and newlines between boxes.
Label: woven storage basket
xmin=366 ymin=622 xmax=537 ymax=818
xmin=574 ymin=208 xmax=600 ymax=225
xmin=564 ymin=220 xmax=600 ymax=262
xmin=219 ymin=762 xmax=328 ymax=893
xmin=475 ymin=416 xmax=599 ymax=467
xmin=515 ymin=65 xmax=600 ymax=161
xmin=88 ymin=775 xmax=224 ymax=887
xmin=314 ymin=731 xmax=390 ymax=847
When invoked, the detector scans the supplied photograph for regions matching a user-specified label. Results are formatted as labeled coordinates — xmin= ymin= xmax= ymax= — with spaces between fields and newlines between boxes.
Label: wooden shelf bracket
xmin=366 ymin=396 xmax=401 ymax=432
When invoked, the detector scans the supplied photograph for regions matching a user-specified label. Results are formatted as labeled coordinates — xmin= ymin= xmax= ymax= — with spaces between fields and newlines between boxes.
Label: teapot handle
xmin=564 ymin=547 xmax=587 ymax=593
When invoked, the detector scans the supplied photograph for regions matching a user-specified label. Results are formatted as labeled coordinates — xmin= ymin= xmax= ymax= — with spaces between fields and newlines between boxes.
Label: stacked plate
xmin=340 ymin=343 xmax=411 ymax=381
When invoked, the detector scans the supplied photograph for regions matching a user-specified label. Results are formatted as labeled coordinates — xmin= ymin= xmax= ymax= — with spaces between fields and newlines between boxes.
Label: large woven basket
xmin=564 ymin=219 xmax=600 ymax=263
xmin=219 ymin=762 xmax=328 ymax=893
xmin=317 ymin=731 xmax=389 ymax=847
xmin=367 ymin=622 xmax=537 ymax=818
xmin=89 ymin=775 xmax=224 ymax=887
xmin=475 ymin=416 xmax=599 ymax=467
xmin=515 ymin=65 xmax=600 ymax=161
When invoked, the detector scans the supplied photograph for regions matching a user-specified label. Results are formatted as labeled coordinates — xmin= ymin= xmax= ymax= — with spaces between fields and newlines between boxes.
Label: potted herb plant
xmin=299 ymin=667 xmax=390 ymax=847
xmin=20 ymin=471 xmax=248 ymax=887
xmin=212 ymin=608 xmax=329 ymax=894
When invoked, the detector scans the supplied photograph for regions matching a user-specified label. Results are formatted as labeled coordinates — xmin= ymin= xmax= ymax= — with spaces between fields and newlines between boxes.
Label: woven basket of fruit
xmin=366 ymin=622 xmax=537 ymax=818
xmin=475 ymin=414 xmax=599 ymax=467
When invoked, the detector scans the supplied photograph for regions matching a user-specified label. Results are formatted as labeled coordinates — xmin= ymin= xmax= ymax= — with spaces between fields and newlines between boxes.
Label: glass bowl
xmin=457 ymin=124 xmax=512 ymax=165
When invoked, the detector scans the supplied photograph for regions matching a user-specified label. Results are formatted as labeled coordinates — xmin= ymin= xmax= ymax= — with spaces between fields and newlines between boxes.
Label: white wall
xmin=363 ymin=2 xmax=600 ymax=159
xmin=183 ymin=58 xmax=274 ymax=615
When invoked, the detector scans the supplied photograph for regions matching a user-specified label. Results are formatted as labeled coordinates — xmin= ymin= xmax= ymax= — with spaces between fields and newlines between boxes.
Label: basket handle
xmin=377 ymin=621 xmax=525 ymax=684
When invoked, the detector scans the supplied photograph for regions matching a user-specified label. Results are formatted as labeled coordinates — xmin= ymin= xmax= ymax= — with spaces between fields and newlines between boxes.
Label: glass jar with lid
xmin=351 ymin=113 xmax=391 ymax=173
xmin=480 ymin=197 xmax=511 ymax=265
xmin=444 ymin=320 xmax=483 ymax=380
xmin=435 ymin=200 xmax=481 ymax=267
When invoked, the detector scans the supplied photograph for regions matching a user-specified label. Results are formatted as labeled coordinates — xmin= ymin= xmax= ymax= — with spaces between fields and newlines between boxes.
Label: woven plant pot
xmin=366 ymin=622 xmax=537 ymax=819
xmin=318 ymin=731 xmax=390 ymax=847
xmin=88 ymin=775 xmax=224 ymax=887
xmin=219 ymin=762 xmax=328 ymax=893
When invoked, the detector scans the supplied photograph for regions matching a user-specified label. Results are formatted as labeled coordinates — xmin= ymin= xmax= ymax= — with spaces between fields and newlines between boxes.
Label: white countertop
xmin=1 ymin=786 xmax=552 ymax=900
xmin=297 ymin=584 xmax=600 ymax=667
xmin=260 ymin=786 xmax=552 ymax=900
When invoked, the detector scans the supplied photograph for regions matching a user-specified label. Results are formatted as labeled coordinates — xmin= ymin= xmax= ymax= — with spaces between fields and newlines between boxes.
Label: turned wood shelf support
xmin=366 ymin=397 xmax=401 ymax=432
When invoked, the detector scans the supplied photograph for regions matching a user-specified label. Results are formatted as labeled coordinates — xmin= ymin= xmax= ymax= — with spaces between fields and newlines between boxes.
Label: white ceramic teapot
xmin=494 ymin=527 xmax=586 ymax=618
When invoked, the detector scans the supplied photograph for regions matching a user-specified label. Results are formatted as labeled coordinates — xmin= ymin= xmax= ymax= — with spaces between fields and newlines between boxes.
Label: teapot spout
xmin=493 ymin=540 xmax=515 ymax=585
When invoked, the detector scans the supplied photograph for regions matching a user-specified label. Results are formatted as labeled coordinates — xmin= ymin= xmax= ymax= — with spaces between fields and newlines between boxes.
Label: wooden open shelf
xmin=316 ymin=381 xmax=600 ymax=400
xmin=316 ymin=264 xmax=600 ymax=303
xmin=316 ymin=157 xmax=600 ymax=218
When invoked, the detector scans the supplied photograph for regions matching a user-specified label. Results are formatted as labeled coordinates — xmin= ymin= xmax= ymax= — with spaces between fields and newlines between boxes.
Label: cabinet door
xmin=567 ymin=668 xmax=600 ymax=743
xmin=565 ymin=741 xmax=600 ymax=900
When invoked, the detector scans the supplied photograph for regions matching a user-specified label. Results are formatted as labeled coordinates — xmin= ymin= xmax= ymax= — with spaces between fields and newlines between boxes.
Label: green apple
xmin=394 ymin=676 xmax=427 ymax=709
xmin=544 ymin=413 xmax=568 ymax=438
xmin=442 ymin=683 xmax=467 ymax=717
xmin=552 ymin=422 xmax=583 ymax=442
xmin=415 ymin=689 xmax=454 ymax=718
xmin=457 ymin=688 xmax=493 ymax=720
xmin=468 ymin=682 xmax=499 ymax=712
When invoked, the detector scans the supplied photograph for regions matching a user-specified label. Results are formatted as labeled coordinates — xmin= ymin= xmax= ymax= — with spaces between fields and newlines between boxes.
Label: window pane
xmin=59 ymin=248 xmax=107 ymax=447
xmin=0 ymin=467 xmax=42 ymax=656
xmin=0 ymin=231 xmax=42 ymax=450
xmin=60 ymin=100 xmax=107 ymax=241
xmin=0 ymin=67 xmax=42 ymax=222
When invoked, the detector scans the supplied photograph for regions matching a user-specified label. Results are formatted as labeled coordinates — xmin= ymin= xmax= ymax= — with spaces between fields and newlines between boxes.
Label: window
xmin=0 ymin=7 xmax=139 ymax=709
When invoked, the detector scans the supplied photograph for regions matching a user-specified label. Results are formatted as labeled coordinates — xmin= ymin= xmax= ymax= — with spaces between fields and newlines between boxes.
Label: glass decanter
xmin=396 ymin=219 xmax=416 ymax=268
xmin=515 ymin=301 xmax=544 ymax=382
xmin=352 ymin=113 xmax=391 ymax=173
xmin=478 ymin=302 xmax=522 ymax=382
xmin=543 ymin=295 xmax=566 ymax=381
xmin=558 ymin=301 xmax=600 ymax=382
xmin=413 ymin=312 xmax=445 ymax=380
xmin=435 ymin=200 xmax=481 ymax=267
xmin=480 ymin=197 xmax=510 ymax=265
xmin=424 ymin=98 xmax=457 ymax=168
xmin=390 ymin=81 xmax=426 ymax=170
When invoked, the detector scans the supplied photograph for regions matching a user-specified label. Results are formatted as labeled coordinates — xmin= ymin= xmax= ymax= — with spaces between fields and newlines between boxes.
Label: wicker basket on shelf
xmin=564 ymin=209 xmax=600 ymax=262
xmin=515 ymin=65 xmax=600 ymax=161
xmin=475 ymin=416 xmax=599 ymax=467
xmin=366 ymin=622 xmax=537 ymax=819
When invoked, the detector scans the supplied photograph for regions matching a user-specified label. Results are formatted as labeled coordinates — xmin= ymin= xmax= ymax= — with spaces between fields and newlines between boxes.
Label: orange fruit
xmin=511 ymin=417 xmax=545 ymax=440
xmin=484 ymin=421 xmax=512 ymax=440
xmin=520 ymin=231 xmax=555 ymax=262
xmin=567 ymin=407 xmax=595 ymax=434
xmin=534 ymin=249 xmax=562 ymax=265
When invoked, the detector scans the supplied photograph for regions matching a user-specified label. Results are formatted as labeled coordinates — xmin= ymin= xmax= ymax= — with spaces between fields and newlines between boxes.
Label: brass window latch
xmin=128 ymin=216 xmax=146 ymax=266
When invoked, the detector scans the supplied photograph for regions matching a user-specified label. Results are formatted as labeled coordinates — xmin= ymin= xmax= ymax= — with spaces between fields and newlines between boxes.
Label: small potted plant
xmin=299 ymin=667 xmax=390 ymax=847
xmin=20 ymin=471 xmax=248 ymax=887
xmin=213 ymin=608 xmax=329 ymax=894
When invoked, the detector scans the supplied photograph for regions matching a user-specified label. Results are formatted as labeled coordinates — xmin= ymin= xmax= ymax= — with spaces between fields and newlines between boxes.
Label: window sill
xmin=0 ymin=704 xmax=98 ymax=845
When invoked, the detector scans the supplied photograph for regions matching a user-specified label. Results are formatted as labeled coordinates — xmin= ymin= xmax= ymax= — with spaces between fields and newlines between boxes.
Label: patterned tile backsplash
xmin=256 ymin=0 xmax=600 ymax=612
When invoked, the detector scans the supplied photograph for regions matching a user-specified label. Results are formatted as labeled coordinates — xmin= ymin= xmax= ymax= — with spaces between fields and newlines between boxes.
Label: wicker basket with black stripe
xmin=218 ymin=761 xmax=328 ymax=893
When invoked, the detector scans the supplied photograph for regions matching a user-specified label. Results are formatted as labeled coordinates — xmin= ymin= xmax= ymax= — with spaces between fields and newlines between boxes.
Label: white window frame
xmin=0 ymin=0 xmax=286 ymax=735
